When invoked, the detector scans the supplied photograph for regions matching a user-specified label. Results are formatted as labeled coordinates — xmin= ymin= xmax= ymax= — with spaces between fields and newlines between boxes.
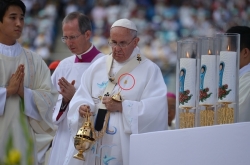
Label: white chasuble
xmin=64 ymin=47 xmax=168 ymax=165
xmin=0 ymin=46 xmax=58 ymax=165
xmin=48 ymin=52 xmax=104 ymax=165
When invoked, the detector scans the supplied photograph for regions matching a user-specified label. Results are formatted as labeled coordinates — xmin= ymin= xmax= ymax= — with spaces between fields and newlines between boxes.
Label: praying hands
xmin=58 ymin=77 xmax=76 ymax=103
xmin=6 ymin=64 xmax=25 ymax=98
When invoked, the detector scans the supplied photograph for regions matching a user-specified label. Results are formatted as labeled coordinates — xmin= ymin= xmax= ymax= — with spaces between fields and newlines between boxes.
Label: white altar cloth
xmin=130 ymin=122 xmax=250 ymax=165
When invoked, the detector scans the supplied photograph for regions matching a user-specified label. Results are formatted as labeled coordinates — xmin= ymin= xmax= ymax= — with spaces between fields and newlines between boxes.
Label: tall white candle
xmin=199 ymin=54 xmax=217 ymax=105
xmin=218 ymin=51 xmax=237 ymax=103
xmin=179 ymin=58 xmax=196 ymax=107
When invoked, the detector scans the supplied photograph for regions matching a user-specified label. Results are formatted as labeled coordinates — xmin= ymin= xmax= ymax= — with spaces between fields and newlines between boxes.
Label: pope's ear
xmin=134 ymin=37 xmax=140 ymax=46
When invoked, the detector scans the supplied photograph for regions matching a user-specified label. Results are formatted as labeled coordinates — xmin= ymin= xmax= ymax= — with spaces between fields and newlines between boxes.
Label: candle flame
xmin=208 ymin=49 xmax=211 ymax=55
xmin=227 ymin=45 xmax=230 ymax=51
xmin=186 ymin=52 xmax=190 ymax=58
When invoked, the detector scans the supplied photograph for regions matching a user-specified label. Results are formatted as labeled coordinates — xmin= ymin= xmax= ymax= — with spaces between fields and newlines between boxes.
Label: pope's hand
xmin=58 ymin=77 xmax=75 ymax=103
xmin=79 ymin=105 xmax=92 ymax=118
xmin=102 ymin=96 xmax=122 ymax=113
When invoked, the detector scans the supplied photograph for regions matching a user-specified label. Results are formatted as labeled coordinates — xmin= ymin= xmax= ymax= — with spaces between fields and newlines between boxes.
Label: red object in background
xmin=49 ymin=60 xmax=60 ymax=70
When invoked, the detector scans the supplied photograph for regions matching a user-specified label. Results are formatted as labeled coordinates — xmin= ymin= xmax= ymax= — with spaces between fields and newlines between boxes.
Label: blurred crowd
xmin=19 ymin=0 xmax=250 ymax=77
xmin=19 ymin=0 xmax=58 ymax=61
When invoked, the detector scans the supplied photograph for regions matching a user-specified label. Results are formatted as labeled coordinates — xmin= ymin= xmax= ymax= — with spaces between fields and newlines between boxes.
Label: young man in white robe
xmin=47 ymin=12 xmax=104 ymax=165
xmin=0 ymin=0 xmax=58 ymax=165
xmin=226 ymin=26 xmax=250 ymax=122
xmin=63 ymin=18 xmax=168 ymax=165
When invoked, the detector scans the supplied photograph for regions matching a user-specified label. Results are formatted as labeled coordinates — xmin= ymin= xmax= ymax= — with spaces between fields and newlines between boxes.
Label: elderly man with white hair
xmin=63 ymin=18 xmax=168 ymax=165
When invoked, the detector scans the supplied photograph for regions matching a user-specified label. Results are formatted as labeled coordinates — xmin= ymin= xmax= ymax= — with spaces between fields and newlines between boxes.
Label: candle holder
xmin=179 ymin=107 xmax=195 ymax=128
xmin=217 ymin=102 xmax=234 ymax=124
xmin=215 ymin=33 xmax=240 ymax=124
xmin=200 ymin=104 xmax=214 ymax=126
xmin=176 ymin=39 xmax=200 ymax=129
xmin=198 ymin=37 xmax=219 ymax=126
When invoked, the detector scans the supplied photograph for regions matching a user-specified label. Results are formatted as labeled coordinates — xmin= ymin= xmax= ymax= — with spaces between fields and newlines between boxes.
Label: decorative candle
xmin=179 ymin=52 xmax=196 ymax=108
xmin=199 ymin=50 xmax=217 ymax=105
xmin=215 ymin=33 xmax=240 ymax=124
xmin=218 ymin=49 xmax=237 ymax=103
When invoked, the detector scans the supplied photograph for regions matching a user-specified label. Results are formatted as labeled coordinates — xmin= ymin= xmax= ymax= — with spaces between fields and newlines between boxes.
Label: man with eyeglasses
xmin=47 ymin=12 xmax=104 ymax=165
xmin=0 ymin=0 xmax=58 ymax=165
xmin=63 ymin=18 xmax=168 ymax=165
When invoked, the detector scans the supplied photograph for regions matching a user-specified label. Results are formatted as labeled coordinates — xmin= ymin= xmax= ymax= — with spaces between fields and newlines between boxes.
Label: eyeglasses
xmin=61 ymin=34 xmax=82 ymax=43
xmin=108 ymin=37 xmax=136 ymax=48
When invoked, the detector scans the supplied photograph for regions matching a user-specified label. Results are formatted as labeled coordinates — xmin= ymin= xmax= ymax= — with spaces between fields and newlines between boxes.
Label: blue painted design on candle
xmin=200 ymin=65 xmax=206 ymax=90
xmin=179 ymin=68 xmax=186 ymax=93
xmin=179 ymin=68 xmax=193 ymax=105
xmin=218 ymin=61 xmax=232 ymax=100
xmin=219 ymin=62 xmax=225 ymax=87
xmin=199 ymin=65 xmax=212 ymax=102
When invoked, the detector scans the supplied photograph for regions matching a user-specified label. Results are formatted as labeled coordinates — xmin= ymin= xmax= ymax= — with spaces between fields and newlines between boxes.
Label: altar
xmin=129 ymin=122 xmax=250 ymax=165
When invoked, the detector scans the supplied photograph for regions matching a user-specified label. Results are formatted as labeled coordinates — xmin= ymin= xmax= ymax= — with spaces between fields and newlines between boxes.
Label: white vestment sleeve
xmin=67 ymin=74 xmax=96 ymax=137
xmin=24 ymin=87 xmax=42 ymax=120
xmin=64 ymin=72 xmax=96 ymax=165
xmin=0 ymin=87 xmax=6 ymax=116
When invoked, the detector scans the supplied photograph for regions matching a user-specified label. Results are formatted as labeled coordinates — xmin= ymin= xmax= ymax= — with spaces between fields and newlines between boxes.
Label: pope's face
xmin=0 ymin=6 xmax=24 ymax=45
xmin=110 ymin=27 xmax=139 ymax=63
